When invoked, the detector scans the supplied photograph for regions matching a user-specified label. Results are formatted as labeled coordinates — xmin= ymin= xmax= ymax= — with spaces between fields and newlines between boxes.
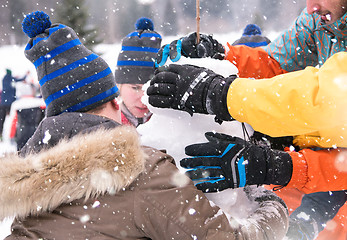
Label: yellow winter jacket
xmin=227 ymin=52 xmax=347 ymax=149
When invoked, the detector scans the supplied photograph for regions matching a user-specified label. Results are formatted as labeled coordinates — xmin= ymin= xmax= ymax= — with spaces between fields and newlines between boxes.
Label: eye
xmin=132 ymin=86 xmax=142 ymax=91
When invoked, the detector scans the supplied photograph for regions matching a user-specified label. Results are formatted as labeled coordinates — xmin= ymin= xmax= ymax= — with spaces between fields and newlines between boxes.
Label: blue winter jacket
xmin=1 ymin=72 xmax=26 ymax=106
xmin=264 ymin=8 xmax=347 ymax=72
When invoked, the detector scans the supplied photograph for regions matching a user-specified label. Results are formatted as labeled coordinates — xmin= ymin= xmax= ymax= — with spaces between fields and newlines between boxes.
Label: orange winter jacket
xmin=286 ymin=148 xmax=347 ymax=194
xmin=225 ymin=43 xmax=287 ymax=79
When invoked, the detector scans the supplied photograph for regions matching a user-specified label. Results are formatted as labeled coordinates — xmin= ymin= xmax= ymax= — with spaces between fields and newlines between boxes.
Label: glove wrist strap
xmin=264 ymin=149 xmax=293 ymax=186
xmin=180 ymin=71 xmax=209 ymax=108
xmin=206 ymin=75 xmax=236 ymax=121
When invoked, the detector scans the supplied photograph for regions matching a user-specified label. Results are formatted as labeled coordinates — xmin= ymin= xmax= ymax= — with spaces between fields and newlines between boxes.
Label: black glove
xmin=147 ymin=64 xmax=235 ymax=121
xmin=180 ymin=132 xmax=293 ymax=193
xmin=155 ymin=32 xmax=225 ymax=67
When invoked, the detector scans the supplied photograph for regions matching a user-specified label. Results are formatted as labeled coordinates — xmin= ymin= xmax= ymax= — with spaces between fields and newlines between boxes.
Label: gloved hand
xmin=180 ymin=132 xmax=293 ymax=193
xmin=243 ymin=185 xmax=287 ymax=209
xmin=286 ymin=218 xmax=318 ymax=240
xmin=147 ymin=64 xmax=235 ymax=121
xmin=155 ymin=32 xmax=225 ymax=67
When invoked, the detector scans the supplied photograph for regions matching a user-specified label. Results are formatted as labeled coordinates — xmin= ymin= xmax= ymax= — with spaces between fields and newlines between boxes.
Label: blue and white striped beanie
xmin=115 ymin=17 xmax=162 ymax=84
xmin=22 ymin=11 xmax=119 ymax=117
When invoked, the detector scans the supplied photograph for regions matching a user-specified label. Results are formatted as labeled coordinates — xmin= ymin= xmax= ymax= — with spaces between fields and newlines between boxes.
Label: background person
xmin=7 ymin=78 xmax=45 ymax=150
xmin=115 ymin=17 xmax=161 ymax=127
xmin=231 ymin=23 xmax=271 ymax=47
xmin=0 ymin=69 xmax=28 ymax=140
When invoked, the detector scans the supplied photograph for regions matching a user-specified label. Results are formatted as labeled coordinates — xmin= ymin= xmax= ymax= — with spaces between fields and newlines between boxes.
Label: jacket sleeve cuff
xmin=285 ymin=150 xmax=309 ymax=190
xmin=206 ymin=75 xmax=236 ymax=121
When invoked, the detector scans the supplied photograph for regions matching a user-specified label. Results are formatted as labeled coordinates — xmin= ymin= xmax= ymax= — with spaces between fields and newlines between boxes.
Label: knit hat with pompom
xmin=242 ymin=24 xmax=262 ymax=36
xmin=22 ymin=11 xmax=119 ymax=117
xmin=115 ymin=17 xmax=162 ymax=84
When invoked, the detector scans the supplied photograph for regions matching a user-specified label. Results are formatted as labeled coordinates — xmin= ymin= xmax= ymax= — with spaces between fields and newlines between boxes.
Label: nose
xmin=306 ymin=0 xmax=320 ymax=14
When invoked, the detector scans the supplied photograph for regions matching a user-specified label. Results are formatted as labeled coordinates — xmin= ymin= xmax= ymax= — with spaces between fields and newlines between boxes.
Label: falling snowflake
xmin=296 ymin=211 xmax=310 ymax=221
xmin=335 ymin=151 xmax=347 ymax=172
xmin=79 ymin=214 xmax=90 ymax=223
xmin=42 ymin=130 xmax=51 ymax=144
xmin=188 ymin=208 xmax=196 ymax=215
xmin=171 ymin=170 xmax=190 ymax=187
xmin=92 ymin=200 xmax=100 ymax=208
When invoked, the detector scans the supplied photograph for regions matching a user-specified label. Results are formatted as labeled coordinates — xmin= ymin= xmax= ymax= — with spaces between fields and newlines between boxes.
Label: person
xmin=148 ymin=1 xmax=347 ymax=239
xmin=231 ymin=23 xmax=271 ymax=47
xmin=231 ymin=23 xmax=279 ymax=148
xmin=0 ymin=69 xmax=28 ymax=139
xmin=7 ymin=78 xmax=45 ymax=150
xmin=2 ymin=11 xmax=289 ymax=239
xmin=0 ymin=91 xmax=4 ymax=141
xmin=115 ymin=17 xmax=161 ymax=127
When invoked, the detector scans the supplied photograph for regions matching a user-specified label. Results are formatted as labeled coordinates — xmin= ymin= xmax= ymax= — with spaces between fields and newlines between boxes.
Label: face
xmin=306 ymin=0 xmax=347 ymax=24
xmin=119 ymin=84 xmax=149 ymax=118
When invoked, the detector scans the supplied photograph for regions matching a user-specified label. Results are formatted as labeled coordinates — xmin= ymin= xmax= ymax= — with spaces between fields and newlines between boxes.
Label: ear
xmin=111 ymin=98 xmax=120 ymax=110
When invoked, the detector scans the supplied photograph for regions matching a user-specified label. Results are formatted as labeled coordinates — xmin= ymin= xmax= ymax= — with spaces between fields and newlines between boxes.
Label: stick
xmin=196 ymin=0 xmax=200 ymax=44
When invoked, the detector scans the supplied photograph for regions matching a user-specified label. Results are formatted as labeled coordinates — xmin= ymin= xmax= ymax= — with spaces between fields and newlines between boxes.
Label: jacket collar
xmin=315 ymin=11 xmax=347 ymax=38
xmin=0 ymin=126 xmax=145 ymax=221
xmin=121 ymin=102 xmax=152 ymax=127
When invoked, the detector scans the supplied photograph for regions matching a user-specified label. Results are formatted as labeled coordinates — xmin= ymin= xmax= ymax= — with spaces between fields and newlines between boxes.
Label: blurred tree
xmin=180 ymin=0 xmax=230 ymax=18
xmin=0 ymin=0 xmax=308 ymax=45
xmin=8 ymin=0 xmax=27 ymax=45
xmin=253 ymin=13 xmax=266 ymax=30
xmin=54 ymin=0 xmax=101 ymax=50
xmin=0 ymin=0 xmax=11 ymax=45
xmin=162 ymin=0 xmax=178 ymax=36
xmin=114 ymin=0 xmax=155 ymax=37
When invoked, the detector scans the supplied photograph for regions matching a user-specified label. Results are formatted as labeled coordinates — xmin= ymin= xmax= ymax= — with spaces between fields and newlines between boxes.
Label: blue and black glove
xmin=180 ymin=132 xmax=293 ymax=193
xmin=155 ymin=32 xmax=225 ymax=67
xmin=147 ymin=64 xmax=235 ymax=122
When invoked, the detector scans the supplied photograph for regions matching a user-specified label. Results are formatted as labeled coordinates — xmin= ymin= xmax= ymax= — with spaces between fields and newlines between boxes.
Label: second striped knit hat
xmin=115 ymin=17 xmax=162 ymax=85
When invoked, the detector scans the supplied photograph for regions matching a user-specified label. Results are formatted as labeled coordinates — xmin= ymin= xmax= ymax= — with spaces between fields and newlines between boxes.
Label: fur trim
xmin=0 ymin=126 xmax=146 ymax=220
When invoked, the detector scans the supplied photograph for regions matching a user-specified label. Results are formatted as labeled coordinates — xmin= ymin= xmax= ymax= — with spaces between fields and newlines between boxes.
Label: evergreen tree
xmin=54 ymin=0 xmax=101 ymax=49
xmin=115 ymin=0 xmax=155 ymax=38
xmin=162 ymin=0 xmax=178 ymax=36
xmin=9 ymin=0 xmax=27 ymax=45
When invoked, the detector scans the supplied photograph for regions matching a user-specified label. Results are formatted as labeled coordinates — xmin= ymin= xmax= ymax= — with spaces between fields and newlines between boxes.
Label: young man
xmin=148 ymin=0 xmax=347 ymax=239
xmin=231 ymin=24 xmax=271 ymax=48
xmin=156 ymin=0 xmax=347 ymax=78
xmin=1 ymin=11 xmax=289 ymax=240
xmin=115 ymin=17 xmax=161 ymax=127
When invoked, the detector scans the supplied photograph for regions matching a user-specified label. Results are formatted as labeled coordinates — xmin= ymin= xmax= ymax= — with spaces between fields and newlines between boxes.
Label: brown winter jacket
xmin=2 ymin=112 xmax=288 ymax=239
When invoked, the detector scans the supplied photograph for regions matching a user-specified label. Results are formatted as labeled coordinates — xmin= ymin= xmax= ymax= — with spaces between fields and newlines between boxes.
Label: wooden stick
xmin=196 ymin=0 xmax=200 ymax=44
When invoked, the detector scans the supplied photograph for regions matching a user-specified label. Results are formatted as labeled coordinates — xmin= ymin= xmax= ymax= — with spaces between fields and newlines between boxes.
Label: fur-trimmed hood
xmin=0 ymin=126 xmax=146 ymax=221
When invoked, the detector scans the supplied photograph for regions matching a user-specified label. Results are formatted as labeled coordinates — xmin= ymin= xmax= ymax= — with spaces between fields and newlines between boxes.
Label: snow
xmin=0 ymin=218 xmax=12 ymax=240
xmin=138 ymin=55 xmax=261 ymax=222
xmin=0 ymin=32 xmax=279 ymax=238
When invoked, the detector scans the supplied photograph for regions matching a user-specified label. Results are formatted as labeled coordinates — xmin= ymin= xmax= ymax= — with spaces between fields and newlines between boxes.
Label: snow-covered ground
xmin=0 ymin=31 xmax=282 ymax=239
